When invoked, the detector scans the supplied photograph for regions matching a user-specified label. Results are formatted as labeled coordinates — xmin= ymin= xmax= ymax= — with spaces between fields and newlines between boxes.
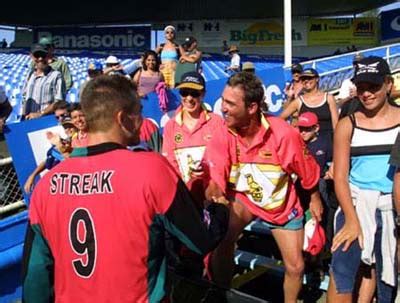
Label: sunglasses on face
xmin=299 ymin=126 xmax=315 ymax=132
xmin=300 ymin=77 xmax=316 ymax=82
xmin=165 ymin=31 xmax=174 ymax=34
xmin=56 ymin=113 xmax=69 ymax=121
xmin=179 ymin=89 xmax=201 ymax=98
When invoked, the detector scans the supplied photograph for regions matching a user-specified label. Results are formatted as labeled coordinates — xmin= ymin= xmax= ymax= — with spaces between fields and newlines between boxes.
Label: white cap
xmin=105 ymin=55 xmax=119 ymax=64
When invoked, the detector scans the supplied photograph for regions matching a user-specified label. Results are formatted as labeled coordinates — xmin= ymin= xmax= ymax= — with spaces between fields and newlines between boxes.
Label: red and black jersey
xmin=23 ymin=143 xmax=227 ymax=303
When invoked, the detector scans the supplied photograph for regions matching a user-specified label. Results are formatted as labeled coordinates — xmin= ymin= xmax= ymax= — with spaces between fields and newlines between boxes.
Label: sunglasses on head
xmin=179 ymin=89 xmax=201 ymax=98
xmin=298 ymin=126 xmax=315 ymax=132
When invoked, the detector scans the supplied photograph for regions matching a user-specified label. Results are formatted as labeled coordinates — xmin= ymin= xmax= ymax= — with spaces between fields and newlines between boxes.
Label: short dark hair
xmin=226 ymin=72 xmax=265 ymax=108
xmin=68 ymin=103 xmax=82 ymax=113
xmin=80 ymin=75 xmax=140 ymax=132
xmin=53 ymin=100 xmax=69 ymax=111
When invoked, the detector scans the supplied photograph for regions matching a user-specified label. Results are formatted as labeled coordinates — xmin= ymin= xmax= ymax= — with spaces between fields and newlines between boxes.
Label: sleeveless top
xmin=138 ymin=72 xmax=161 ymax=96
xmin=160 ymin=49 xmax=178 ymax=62
xmin=349 ymin=114 xmax=400 ymax=193
xmin=299 ymin=92 xmax=332 ymax=134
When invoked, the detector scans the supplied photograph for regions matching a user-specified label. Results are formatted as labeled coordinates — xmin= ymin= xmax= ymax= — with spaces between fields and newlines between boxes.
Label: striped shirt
xmin=23 ymin=66 xmax=65 ymax=114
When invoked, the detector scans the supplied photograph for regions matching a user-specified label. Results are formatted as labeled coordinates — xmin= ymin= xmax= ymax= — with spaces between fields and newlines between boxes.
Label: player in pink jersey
xmin=22 ymin=75 xmax=228 ymax=303
xmin=205 ymin=72 xmax=323 ymax=302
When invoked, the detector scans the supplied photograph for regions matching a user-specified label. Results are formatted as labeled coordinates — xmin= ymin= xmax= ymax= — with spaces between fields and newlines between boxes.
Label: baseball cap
xmin=291 ymin=63 xmax=303 ymax=74
xmin=303 ymin=210 xmax=326 ymax=256
xmin=242 ymin=62 xmax=255 ymax=71
xmin=39 ymin=37 xmax=54 ymax=47
xmin=297 ymin=112 xmax=319 ymax=127
xmin=61 ymin=117 xmax=75 ymax=128
xmin=30 ymin=43 xmax=48 ymax=56
xmin=353 ymin=56 xmax=391 ymax=85
xmin=105 ymin=55 xmax=120 ymax=64
xmin=164 ymin=25 xmax=175 ymax=33
xmin=300 ymin=68 xmax=319 ymax=78
xmin=176 ymin=72 xmax=205 ymax=90
xmin=88 ymin=62 xmax=103 ymax=71
xmin=183 ymin=36 xmax=196 ymax=47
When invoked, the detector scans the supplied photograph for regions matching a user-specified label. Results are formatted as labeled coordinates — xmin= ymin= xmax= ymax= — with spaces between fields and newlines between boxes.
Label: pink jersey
xmin=206 ymin=115 xmax=320 ymax=225
xmin=162 ymin=106 xmax=225 ymax=201
xmin=23 ymin=143 xmax=224 ymax=302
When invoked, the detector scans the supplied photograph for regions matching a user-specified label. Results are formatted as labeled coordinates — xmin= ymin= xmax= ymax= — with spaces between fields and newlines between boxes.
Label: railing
xmin=297 ymin=43 xmax=400 ymax=93
xmin=0 ymin=157 xmax=25 ymax=219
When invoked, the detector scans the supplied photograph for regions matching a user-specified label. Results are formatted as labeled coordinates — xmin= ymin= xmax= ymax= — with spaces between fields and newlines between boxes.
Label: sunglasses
xmin=179 ymin=89 xmax=201 ymax=98
xmin=165 ymin=31 xmax=174 ymax=34
xmin=56 ymin=113 xmax=69 ymax=121
xmin=298 ymin=126 xmax=316 ymax=132
xmin=300 ymin=76 xmax=317 ymax=81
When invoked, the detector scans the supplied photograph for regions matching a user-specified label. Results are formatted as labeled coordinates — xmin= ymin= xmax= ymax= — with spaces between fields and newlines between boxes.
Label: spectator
xmin=103 ymin=55 xmax=127 ymax=77
xmin=174 ymin=36 xmax=202 ymax=87
xmin=38 ymin=37 xmax=73 ymax=92
xmin=22 ymin=43 xmax=65 ymax=119
xmin=280 ymin=68 xmax=338 ymax=156
xmin=79 ymin=61 xmax=103 ymax=97
xmin=22 ymin=75 xmax=228 ymax=302
xmin=155 ymin=25 xmax=180 ymax=88
xmin=53 ymin=100 xmax=70 ymax=122
xmin=284 ymin=63 xmax=304 ymax=106
xmin=222 ymin=40 xmax=229 ymax=54
xmin=0 ymin=85 xmax=13 ymax=131
xmin=1 ymin=38 xmax=7 ymax=48
xmin=327 ymin=56 xmax=400 ymax=303
xmin=337 ymin=53 xmax=364 ymax=108
xmin=133 ymin=50 xmax=163 ymax=97
xmin=242 ymin=61 xmax=255 ymax=73
xmin=69 ymin=103 xmax=88 ymax=148
xmin=225 ymin=45 xmax=240 ymax=73
xmin=205 ymin=72 xmax=322 ymax=301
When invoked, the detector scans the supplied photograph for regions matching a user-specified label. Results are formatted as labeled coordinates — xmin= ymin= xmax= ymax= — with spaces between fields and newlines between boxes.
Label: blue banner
xmin=4 ymin=116 xmax=61 ymax=204
xmin=33 ymin=26 xmax=151 ymax=51
xmin=381 ymin=8 xmax=400 ymax=41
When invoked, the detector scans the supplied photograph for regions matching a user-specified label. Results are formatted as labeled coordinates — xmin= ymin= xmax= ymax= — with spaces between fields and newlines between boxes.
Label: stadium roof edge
xmin=0 ymin=0 xmax=395 ymax=27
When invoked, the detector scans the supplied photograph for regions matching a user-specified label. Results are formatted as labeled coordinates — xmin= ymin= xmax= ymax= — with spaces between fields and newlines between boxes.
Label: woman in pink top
xmin=133 ymin=50 xmax=164 ymax=97
xmin=70 ymin=103 xmax=88 ymax=148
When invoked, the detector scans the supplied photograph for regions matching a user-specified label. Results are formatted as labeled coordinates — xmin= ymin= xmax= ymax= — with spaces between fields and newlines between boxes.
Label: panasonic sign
xmin=35 ymin=26 xmax=151 ymax=50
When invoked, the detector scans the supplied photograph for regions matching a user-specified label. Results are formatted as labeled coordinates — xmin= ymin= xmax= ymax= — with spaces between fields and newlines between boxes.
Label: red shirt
xmin=162 ymin=106 xmax=225 ymax=201
xmin=23 ymin=143 xmax=222 ymax=302
xmin=206 ymin=115 xmax=320 ymax=225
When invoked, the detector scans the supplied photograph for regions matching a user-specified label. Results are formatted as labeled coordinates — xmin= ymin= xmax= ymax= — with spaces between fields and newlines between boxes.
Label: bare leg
xmin=210 ymin=200 xmax=254 ymax=288
xmin=271 ymin=228 xmax=304 ymax=303
xmin=357 ymin=266 xmax=376 ymax=303
xmin=327 ymin=272 xmax=352 ymax=303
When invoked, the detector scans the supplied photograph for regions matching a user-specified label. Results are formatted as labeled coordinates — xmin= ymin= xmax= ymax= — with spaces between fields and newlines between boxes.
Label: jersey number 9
xmin=69 ymin=208 xmax=97 ymax=278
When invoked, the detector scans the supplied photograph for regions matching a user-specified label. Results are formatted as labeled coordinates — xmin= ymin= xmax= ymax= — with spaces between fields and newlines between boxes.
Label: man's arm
xmin=60 ymin=61 xmax=73 ymax=92
xmin=389 ymin=132 xmax=400 ymax=214
xmin=22 ymin=194 xmax=54 ymax=302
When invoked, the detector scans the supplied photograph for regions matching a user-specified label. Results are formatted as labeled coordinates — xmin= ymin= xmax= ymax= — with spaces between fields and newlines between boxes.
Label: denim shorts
xmin=330 ymin=209 xmax=397 ymax=301
xmin=263 ymin=215 xmax=304 ymax=230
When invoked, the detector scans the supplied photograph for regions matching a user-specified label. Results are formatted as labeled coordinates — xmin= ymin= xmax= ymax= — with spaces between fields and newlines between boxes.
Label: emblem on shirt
xmin=174 ymin=133 xmax=183 ymax=144
xmin=245 ymin=173 xmax=263 ymax=202
xmin=203 ymin=134 xmax=212 ymax=141
xmin=258 ymin=149 xmax=272 ymax=159
xmin=174 ymin=146 xmax=206 ymax=183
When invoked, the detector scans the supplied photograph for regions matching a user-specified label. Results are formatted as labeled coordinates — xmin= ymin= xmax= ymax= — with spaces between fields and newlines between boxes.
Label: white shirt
xmin=230 ymin=53 xmax=241 ymax=69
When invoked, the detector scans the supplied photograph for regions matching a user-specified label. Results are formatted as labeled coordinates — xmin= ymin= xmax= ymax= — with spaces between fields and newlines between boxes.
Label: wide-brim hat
xmin=228 ymin=45 xmax=239 ymax=53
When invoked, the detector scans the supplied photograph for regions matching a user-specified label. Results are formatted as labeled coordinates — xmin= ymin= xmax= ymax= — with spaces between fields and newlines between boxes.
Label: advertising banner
xmin=381 ymin=8 xmax=400 ymax=41
xmin=34 ymin=26 xmax=151 ymax=50
xmin=308 ymin=18 xmax=377 ymax=46
xmin=154 ymin=20 xmax=307 ymax=48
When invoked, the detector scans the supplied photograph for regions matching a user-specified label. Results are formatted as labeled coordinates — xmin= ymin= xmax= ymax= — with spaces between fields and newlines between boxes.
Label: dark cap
xmin=300 ymin=68 xmax=319 ymax=78
xmin=291 ymin=63 xmax=303 ymax=74
xmin=39 ymin=37 xmax=54 ymax=47
xmin=353 ymin=56 xmax=391 ymax=85
xmin=176 ymin=71 xmax=205 ymax=90
xmin=183 ymin=36 xmax=196 ymax=47
xmin=30 ymin=43 xmax=48 ymax=56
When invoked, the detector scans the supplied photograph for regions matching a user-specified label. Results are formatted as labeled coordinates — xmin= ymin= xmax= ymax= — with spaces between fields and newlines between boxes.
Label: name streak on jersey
xmin=50 ymin=171 xmax=115 ymax=195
